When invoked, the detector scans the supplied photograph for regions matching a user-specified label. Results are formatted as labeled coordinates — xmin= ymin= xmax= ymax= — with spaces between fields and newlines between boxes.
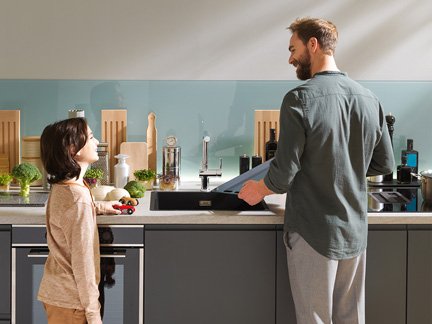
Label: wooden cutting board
xmin=0 ymin=110 xmax=20 ymax=172
xmin=119 ymin=142 xmax=148 ymax=180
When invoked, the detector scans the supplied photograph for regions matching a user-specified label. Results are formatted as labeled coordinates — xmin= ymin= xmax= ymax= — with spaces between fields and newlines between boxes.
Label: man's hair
xmin=288 ymin=17 xmax=338 ymax=55
xmin=40 ymin=117 xmax=89 ymax=184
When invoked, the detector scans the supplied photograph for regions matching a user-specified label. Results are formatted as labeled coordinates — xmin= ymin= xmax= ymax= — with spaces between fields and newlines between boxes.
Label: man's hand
xmin=238 ymin=179 xmax=273 ymax=206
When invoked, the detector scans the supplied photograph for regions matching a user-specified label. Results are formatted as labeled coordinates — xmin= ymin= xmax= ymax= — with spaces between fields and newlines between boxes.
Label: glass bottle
xmin=401 ymin=139 xmax=418 ymax=174
xmin=265 ymin=128 xmax=278 ymax=161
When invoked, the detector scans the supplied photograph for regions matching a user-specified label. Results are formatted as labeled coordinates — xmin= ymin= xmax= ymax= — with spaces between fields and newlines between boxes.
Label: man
xmin=238 ymin=17 xmax=394 ymax=324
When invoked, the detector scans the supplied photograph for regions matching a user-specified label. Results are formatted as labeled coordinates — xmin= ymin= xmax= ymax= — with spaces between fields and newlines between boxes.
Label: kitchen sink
xmin=150 ymin=191 xmax=268 ymax=211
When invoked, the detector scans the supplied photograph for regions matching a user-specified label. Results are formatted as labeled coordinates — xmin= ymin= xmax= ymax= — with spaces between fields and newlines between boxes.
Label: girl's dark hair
xmin=40 ymin=118 xmax=88 ymax=184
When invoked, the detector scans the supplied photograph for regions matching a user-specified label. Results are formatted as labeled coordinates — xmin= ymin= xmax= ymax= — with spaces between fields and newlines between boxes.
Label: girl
xmin=38 ymin=118 xmax=120 ymax=324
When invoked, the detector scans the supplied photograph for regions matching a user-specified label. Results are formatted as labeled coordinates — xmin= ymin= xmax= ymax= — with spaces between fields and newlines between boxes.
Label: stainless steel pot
xmin=413 ymin=170 xmax=432 ymax=203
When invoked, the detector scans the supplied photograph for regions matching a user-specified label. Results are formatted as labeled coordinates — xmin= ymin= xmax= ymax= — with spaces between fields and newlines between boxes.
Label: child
xmin=38 ymin=118 xmax=120 ymax=324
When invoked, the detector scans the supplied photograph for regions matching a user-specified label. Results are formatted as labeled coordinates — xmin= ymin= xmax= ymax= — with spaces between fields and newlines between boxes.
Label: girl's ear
xmin=69 ymin=144 xmax=79 ymax=158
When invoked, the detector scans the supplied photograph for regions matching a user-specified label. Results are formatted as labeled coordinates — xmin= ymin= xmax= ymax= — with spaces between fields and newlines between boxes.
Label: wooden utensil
xmin=120 ymin=142 xmax=148 ymax=180
xmin=147 ymin=112 xmax=157 ymax=173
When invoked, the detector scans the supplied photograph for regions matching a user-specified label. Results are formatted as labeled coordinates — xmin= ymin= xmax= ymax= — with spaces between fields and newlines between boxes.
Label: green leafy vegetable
xmin=0 ymin=173 xmax=13 ymax=186
xmin=133 ymin=169 xmax=156 ymax=181
xmin=84 ymin=168 xmax=104 ymax=179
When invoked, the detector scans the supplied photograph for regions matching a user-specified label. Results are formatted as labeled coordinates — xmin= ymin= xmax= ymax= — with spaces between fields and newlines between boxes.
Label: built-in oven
xmin=11 ymin=225 xmax=144 ymax=324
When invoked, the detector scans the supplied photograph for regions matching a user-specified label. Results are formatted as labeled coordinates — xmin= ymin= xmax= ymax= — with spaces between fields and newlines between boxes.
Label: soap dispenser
xmin=114 ymin=154 xmax=130 ymax=188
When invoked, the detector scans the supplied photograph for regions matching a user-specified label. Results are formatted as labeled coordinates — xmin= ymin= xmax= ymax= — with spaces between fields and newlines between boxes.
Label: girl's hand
xmin=95 ymin=201 xmax=122 ymax=215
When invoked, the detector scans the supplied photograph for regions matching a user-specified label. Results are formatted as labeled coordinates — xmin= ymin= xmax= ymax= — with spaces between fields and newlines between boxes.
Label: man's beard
xmin=295 ymin=50 xmax=312 ymax=80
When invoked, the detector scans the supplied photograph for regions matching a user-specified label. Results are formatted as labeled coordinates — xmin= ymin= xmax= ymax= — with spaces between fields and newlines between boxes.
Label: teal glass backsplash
xmin=1 ymin=80 xmax=431 ymax=180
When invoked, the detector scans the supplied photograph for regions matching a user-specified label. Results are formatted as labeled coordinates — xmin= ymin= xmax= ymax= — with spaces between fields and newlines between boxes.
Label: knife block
xmin=254 ymin=110 xmax=280 ymax=161
xmin=101 ymin=109 xmax=127 ymax=183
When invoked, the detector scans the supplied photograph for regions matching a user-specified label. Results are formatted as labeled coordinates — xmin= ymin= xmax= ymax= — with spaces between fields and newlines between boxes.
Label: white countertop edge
xmin=2 ymin=188 xmax=432 ymax=225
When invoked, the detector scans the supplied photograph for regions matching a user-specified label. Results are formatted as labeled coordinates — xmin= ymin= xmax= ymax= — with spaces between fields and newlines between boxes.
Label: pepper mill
xmin=383 ymin=113 xmax=396 ymax=182
xmin=147 ymin=112 xmax=157 ymax=175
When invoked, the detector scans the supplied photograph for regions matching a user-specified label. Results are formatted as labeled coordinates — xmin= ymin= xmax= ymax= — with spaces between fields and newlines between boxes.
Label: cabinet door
xmin=276 ymin=230 xmax=297 ymax=324
xmin=366 ymin=229 xmax=406 ymax=324
xmin=407 ymin=230 xmax=432 ymax=324
xmin=0 ymin=226 xmax=11 ymax=319
xmin=144 ymin=227 xmax=275 ymax=324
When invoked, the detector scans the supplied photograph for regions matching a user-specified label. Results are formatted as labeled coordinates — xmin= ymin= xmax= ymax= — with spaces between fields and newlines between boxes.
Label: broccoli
xmin=124 ymin=180 xmax=146 ymax=198
xmin=11 ymin=163 xmax=42 ymax=197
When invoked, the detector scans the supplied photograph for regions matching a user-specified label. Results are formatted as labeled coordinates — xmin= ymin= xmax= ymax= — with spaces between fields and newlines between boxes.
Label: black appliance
xmin=11 ymin=225 xmax=144 ymax=324
xmin=368 ymin=186 xmax=430 ymax=212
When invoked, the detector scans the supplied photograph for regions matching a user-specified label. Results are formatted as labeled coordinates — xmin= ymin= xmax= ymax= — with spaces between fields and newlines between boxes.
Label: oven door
xmin=12 ymin=247 xmax=143 ymax=324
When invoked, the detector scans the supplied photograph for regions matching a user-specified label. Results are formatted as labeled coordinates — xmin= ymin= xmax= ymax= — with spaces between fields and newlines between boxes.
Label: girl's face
xmin=75 ymin=127 xmax=99 ymax=165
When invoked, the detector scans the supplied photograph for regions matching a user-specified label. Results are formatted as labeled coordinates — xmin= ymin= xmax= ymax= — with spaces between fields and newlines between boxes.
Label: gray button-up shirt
xmin=264 ymin=71 xmax=395 ymax=259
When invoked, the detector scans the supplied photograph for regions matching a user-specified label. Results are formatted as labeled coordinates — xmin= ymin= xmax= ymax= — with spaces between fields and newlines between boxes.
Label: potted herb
xmin=0 ymin=173 xmax=13 ymax=192
xmin=84 ymin=168 xmax=104 ymax=188
xmin=11 ymin=163 xmax=42 ymax=197
xmin=133 ymin=169 xmax=156 ymax=190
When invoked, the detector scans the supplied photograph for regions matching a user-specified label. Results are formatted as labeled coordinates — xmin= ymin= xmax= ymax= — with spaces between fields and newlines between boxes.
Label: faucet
xmin=199 ymin=136 xmax=222 ymax=191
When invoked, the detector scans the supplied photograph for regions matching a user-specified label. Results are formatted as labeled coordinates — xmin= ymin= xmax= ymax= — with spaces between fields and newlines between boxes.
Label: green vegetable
xmin=124 ymin=180 xmax=146 ymax=198
xmin=0 ymin=173 xmax=13 ymax=186
xmin=84 ymin=168 xmax=104 ymax=179
xmin=133 ymin=169 xmax=156 ymax=181
xmin=11 ymin=163 xmax=42 ymax=196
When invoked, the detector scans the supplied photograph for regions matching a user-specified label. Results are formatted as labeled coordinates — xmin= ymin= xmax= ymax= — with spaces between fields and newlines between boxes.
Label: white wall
xmin=1 ymin=0 xmax=431 ymax=80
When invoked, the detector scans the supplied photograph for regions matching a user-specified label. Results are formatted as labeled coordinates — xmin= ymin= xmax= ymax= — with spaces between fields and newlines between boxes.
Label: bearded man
xmin=238 ymin=17 xmax=394 ymax=324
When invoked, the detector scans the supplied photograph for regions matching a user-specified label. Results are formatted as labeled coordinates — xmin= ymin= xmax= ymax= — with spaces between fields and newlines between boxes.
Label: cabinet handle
xmin=100 ymin=253 xmax=126 ymax=258
xmin=27 ymin=249 xmax=49 ymax=258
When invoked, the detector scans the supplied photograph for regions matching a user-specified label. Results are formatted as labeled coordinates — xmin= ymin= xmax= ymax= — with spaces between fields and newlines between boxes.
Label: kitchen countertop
xmin=1 ymin=183 xmax=432 ymax=225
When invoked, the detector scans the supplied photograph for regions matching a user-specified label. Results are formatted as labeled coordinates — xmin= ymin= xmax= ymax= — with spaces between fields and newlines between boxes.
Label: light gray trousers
xmin=284 ymin=232 xmax=366 ymax=324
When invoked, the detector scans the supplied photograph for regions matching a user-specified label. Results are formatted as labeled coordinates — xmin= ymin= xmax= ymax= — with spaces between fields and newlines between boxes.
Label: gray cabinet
xmin=144 ymin=225 xmax=276 ymax=324
xmin=407 ymin=228 xmax=432 ymax=324
xmin=0 ymin=225 xmax=11 ymax=322
xmin=276 ymin=229 xmax=297 ymax=324
xmin=366 ymin=226 xmax=407 ymax=324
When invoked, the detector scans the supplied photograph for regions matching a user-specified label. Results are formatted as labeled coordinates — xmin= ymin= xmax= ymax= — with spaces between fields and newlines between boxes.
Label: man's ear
xmin=308 ymin=37 xmax=319 ymax=53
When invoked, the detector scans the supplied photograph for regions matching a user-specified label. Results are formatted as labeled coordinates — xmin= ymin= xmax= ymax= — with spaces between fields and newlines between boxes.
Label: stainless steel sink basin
xmin=150 ymin=191 xmax=268 ymax=211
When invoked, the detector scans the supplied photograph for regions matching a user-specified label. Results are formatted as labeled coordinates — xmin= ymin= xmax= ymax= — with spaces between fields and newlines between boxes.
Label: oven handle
xmin=27 ymin=249 xmax=127 ymax=258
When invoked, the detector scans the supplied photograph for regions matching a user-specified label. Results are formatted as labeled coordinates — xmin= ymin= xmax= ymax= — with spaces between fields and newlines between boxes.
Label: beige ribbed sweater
xmin=38 ymin=183 xmax=109 ymax=324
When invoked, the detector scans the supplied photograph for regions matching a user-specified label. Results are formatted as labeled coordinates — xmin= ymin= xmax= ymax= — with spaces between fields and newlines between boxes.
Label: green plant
xmin=11 ymin=163 xmax=42 ymax=197
xmin=0 ymin=173 xmax=13 ymax=186
xmin=124 ymin=180 xmax=146 ymax=198
xmin=133 ymin=169 xmax=156 ymax=181
xmin=84 ymin=168 xmax=104 ymax=179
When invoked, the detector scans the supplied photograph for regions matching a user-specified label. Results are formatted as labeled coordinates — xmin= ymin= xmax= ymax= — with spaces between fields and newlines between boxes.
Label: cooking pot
xmin=412 ymin=170 xmax=432 ymax=203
